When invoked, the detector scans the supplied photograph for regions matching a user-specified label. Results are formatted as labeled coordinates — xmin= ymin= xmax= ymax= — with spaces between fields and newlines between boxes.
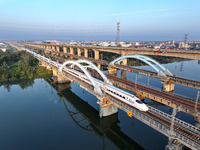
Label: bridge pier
xmin=194 ymin=114 xmax=200 ymax=126
xmin=69 ymin=47 xmax=73 ymax=55
xmin=63 ymin=47 xmax=67 ymax=53
xmin=56 ymin=46 xmax=60 ymax=52
xmin=84 ymin=48 xmax=88 ymax=58
xmin=121 ymin=70 xmax=126 ymax=79
xmin=121 ymin=52 xmax=127 ymax=65
xmin=98 ymin=98 xmax=118 ymax=117
xmin=108 ymin=66 xmax=117 ymax=75
xmin=77 ymin=48 xmax=81 ymax=56
xmin=97 ymin=63 xmax=101 ymax=70
xmin=57 ymin=73 xmax=70 ymax=84
xmin=52 ymin=46 xmax=55 ymax=50
xmin=94 ymin=49 xmax=99 ymax=60
xmin=165 ymin=140 xmax=183 ymax=150
xmin=162 ymin=79 xmax=175 ymax=92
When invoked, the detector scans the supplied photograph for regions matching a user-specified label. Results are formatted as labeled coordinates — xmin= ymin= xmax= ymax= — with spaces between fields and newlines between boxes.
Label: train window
xmin=136 ymin=100 xmax=143 ymax=104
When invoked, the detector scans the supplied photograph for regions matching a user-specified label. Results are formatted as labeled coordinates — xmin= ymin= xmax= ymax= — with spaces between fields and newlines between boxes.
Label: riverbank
xmin=0 ymin=51 xmax=52 ymax=82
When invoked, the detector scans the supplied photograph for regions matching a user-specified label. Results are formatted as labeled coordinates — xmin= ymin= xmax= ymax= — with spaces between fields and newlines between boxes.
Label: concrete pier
xmin=108 ymin=66 xmax=117 ymax=75
xmin=98 ymin=97 xmax=118 ymax=117
xmin=162 ymin=79 xmax=175 ymax=92
xmin=121 ymin=70 xmax=126 ymax=79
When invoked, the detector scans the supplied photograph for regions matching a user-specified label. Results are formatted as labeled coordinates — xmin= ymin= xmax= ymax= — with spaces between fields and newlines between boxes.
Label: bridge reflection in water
xmin=45 ymin=78 xmax=145 ymax=150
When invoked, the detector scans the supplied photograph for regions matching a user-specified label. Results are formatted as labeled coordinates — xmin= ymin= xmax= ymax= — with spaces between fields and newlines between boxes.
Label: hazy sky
xmin=0 ymin=0 xmax=199 ymax=41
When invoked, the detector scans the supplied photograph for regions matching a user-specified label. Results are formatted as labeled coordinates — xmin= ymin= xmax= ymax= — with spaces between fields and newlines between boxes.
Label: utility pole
xmin=147 ymin=73 xmax=150 ymax=87
xmin=184 ymin=33 xmax=188 ymax=43
xmin=166 ymin=107 xmax=177 ymax=149
xmin=184 ymin=33 xmax=189 ymax=50
xmin=174 ymin=65 xmax=177 ymax=76
xmin=135 ymin=75 xmax=137 ymax=89
xmin=116 ymin=22 xmax=120 ymax=46
xmin=195 ymin=91 xmax=200 ymax=113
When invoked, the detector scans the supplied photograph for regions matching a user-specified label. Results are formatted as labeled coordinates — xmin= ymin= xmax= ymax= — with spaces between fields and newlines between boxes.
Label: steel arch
xmin=110 ymin=54 xmax=173 ymax=77
xmin=58 ymin=60 xmax=105 ymax=95
xmin=76 ymin=60 xmax=113 ymax=85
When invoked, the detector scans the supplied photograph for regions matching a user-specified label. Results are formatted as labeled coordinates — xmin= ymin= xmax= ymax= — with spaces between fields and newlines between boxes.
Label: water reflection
xmin=0 ymin=79 xmax=34 ymax=92
xmin=46 ymin=78 xmax=144 ymax=150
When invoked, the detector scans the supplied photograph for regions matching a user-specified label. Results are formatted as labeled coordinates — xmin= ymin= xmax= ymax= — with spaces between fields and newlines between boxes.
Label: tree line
xmin=0 ymin=51 xmax=52 ymax=81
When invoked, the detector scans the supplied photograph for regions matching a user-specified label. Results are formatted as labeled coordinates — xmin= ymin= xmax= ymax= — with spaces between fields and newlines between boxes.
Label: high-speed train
xmin=62 ymin=66 xmax=149 ymax=112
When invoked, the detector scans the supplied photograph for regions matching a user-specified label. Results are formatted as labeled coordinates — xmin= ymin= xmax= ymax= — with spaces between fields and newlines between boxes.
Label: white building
xmin=119 ymin=42 xmax=132 ymax=47
xmin=110 ymin=42 xmax=116 ymax=47
xmin=135 ymin=42 xmax=140 ymax=46
xmin=179 ymin=42 xmax=190 ymax=49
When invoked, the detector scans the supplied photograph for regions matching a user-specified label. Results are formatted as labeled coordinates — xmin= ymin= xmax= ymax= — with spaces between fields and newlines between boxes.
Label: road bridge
xmin=19 ymin=43 xmax=200 ymax=90
xmin=24 ymin=42 xmax=200 ymax=60
xmin=17 ymin=46 xmax=200 ymax=150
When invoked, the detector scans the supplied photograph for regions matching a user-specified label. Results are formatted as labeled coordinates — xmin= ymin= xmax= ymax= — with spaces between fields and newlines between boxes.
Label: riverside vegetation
xmin=0 ymin=50 xmax=52 ymax=82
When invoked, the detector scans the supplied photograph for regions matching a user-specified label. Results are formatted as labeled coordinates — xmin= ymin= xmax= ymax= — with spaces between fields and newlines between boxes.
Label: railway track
xmin=115 ymin=64 xmax=200 ymax=86
xmin=105 ymin=73 xmax=200 ymax=111
xmin=106 ymin=91 xmax=200 ymax=145
xmin=146 ymin=110 xmax=200 ymax=143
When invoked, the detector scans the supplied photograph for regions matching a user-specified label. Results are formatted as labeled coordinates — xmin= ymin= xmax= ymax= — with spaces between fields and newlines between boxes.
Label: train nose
xmin=144 ymin=105 xmax=149 ymax=111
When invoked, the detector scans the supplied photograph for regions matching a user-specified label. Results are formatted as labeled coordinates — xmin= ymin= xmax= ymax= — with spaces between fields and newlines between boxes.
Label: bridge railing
xmin=149 ymin=106 xmax=200 ymax=135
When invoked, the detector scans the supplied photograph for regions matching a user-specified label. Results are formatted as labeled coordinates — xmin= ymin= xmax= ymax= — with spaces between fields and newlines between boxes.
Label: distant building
xmin=44 ymin=40 xmax=59 ymax=44
xmin=119 ymin=42 xmax=132 ymax=47
xmin=154 ymin=45 xmax=161 ymax=49
xmin=110 ymin=42 xmax=116 ymax=47
xmin=69 ymin=41 xmax=78 ymax=45
xmin=99 ymin=42 xmax=110 ymax=47
xmin=179 ymin=42 xmax=190 ymax=49
xmin=135 ymin=42 xmax=140 ymax=46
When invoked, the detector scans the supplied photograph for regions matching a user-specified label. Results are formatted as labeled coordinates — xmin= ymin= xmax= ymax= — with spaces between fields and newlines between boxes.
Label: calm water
xmin=0 ymin=60 xmax=200 ymax=150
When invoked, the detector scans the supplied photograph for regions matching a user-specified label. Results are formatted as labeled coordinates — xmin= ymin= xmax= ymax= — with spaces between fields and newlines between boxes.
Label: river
xmin=0 ymin=59 xmax=199 ymax=150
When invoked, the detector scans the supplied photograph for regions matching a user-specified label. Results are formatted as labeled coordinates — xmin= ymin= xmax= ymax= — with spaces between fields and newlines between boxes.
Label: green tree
xmin=0 ymin=61 xmax=9 ymax=72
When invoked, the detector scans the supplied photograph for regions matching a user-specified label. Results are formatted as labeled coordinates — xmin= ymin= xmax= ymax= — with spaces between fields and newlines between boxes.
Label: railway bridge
xmin=16 ymin=46 xmax=200 ymax=150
